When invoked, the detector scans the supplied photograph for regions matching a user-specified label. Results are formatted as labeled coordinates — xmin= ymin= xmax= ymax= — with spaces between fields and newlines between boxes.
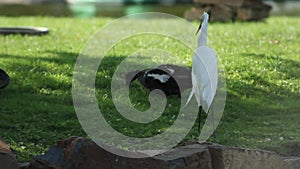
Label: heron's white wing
xmin=195 ymin=46 xmax=218 ymax=112
xmin=185 ymin=46 xmax=218 ymax=112
xmin=185 ymin=50 xmax=205 ymax=107
xmin=185 ymin=68 xmax=200 ymax=107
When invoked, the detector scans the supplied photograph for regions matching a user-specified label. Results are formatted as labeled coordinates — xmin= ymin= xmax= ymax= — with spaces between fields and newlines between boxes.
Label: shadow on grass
xmin=1 ymin=50 xmax=299 ymax=158
xmin=1 ymin=51 xmax=77 ymax=92
xmin=215 ymin=52 xmax=300 ymax=155
xmin=242 ymin=53 xmax=300 ymax=79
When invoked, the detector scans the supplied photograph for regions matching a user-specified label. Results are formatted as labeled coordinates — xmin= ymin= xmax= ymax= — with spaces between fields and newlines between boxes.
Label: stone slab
xmin=208 ymin=143 xmax=291 ymax=169
xmin=29 ymin=137 xmax=300 ymax=169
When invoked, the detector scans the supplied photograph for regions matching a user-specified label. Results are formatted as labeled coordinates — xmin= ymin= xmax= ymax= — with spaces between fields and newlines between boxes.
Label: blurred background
xmin=0 ymin=0 xmax=299 ymax=18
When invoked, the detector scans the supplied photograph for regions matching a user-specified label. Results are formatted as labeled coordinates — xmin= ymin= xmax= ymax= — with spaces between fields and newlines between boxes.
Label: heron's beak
xmin=195 ymin=21 xmax=202 ymax=35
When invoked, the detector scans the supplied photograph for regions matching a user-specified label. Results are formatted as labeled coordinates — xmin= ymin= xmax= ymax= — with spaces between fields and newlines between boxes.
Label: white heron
xmin=186 ymin=12 xmax=218 ymax=134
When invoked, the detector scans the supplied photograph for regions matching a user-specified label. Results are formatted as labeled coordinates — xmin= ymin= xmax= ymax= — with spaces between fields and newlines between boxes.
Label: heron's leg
xmin=198 ymin=106 xmax=202 ymax=135
xmin=211 ymin=106 xmax=216 ymax=139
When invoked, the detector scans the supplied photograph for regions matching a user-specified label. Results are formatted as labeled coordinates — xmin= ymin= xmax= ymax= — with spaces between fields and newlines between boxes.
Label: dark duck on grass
xmin=126 ymin=64 xmax=192 ymax=96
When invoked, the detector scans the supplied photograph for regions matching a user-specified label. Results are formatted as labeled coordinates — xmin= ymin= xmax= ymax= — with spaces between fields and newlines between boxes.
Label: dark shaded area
xmin=213 ymin=52 xmax=300 ymax=155
xmin=1 ymin=46 xmax=299 ymax=161
xmin=242 ymin=53 xmax=300 ymax=80
xmin=0 ymin=52 xmax=76 ymax=93
xmin=224 ymin=53 xmax=300 ymax=114
xmin=0 ymin=51 xmax=84 ymax=158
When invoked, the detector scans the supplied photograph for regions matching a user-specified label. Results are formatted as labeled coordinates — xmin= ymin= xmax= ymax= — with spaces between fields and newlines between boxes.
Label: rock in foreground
xmin=29 ymin=137 xmax=299 ymax=169
xmin=0 ymin=138 xmax=19 ymax=169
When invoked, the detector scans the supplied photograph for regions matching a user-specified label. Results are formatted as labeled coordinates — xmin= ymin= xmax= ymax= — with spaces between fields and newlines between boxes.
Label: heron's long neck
xmin=198 ymin=20 xmax=208 ymax=47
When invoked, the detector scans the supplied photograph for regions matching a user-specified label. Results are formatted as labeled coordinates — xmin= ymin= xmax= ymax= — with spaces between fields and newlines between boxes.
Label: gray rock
xmin=0 ymin=139 xmax=19 ymax=169
xmin=155 ymin=144 xmax=213 ymax=169
xmin=208 ymin=143 xmax=290 ymax=169
xmin=284 ymin=156 xmax=300 ymax=169
xmin=30 ymin=137 xmax=212 ymax=169
xmin=0 ymin=153 xmax=19 ymax=169
xmin=29 ymin=137 xmax=300 ymax=169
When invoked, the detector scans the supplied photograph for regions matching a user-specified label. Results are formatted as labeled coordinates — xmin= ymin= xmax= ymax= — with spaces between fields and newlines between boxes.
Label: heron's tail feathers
xmin=184 ymin=89 xmax=194 ymax=107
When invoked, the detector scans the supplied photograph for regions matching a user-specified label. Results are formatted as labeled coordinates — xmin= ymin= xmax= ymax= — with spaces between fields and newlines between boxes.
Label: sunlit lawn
xmin=0 ymin=16 xmax=299 ymax=161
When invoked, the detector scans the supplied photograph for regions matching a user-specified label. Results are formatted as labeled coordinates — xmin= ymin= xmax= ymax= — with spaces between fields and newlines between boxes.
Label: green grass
xmin=0 ymin=16 xmax=299 ymax=161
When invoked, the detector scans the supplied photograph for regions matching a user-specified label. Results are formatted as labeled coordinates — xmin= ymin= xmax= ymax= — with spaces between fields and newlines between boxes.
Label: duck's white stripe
xmin=147 ymin=74 xmax=171 ymax=83
xmin=166 ymin=68 xmax=175 ymax=74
